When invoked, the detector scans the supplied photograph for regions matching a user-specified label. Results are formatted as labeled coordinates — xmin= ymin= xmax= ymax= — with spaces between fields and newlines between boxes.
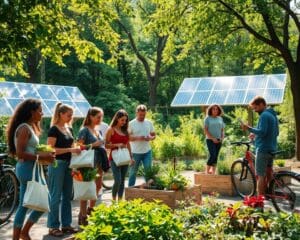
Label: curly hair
xmin=6 ymin=99 xmax=42 ymax=155
xmin=206 ymin=104 xmax=224 ymax=116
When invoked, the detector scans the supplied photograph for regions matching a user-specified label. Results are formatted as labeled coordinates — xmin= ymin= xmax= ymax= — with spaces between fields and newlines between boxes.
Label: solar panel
xmin=171 ymin=74 xmax=286 ymax=107
xmin=0 ymin=82 xmax=91 ymax=117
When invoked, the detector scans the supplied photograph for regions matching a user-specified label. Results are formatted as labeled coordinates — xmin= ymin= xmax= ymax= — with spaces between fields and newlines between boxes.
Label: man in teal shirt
xmin=241 ymin=96 xmax=279 ymax=195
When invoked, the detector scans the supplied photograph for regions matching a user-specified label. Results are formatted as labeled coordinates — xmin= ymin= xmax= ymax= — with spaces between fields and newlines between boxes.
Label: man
xmin=95 ymin=108 xmax=109 ymax=141
xmin=128 ymin=104 xmax=156 ymax=187
xmin=241 ymin=96 xmax=279 ymax=195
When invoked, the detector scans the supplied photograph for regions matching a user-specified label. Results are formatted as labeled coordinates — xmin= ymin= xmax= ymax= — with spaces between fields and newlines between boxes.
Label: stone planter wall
xmin=125 ymin=184 xmax=202 ymax=209
xmin=194 ymin=172 xmax=235 ymax=196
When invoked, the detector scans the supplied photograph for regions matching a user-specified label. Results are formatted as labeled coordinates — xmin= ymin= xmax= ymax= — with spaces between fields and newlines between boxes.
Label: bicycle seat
xmin=0 ymin=153 xmax=8 ymax=160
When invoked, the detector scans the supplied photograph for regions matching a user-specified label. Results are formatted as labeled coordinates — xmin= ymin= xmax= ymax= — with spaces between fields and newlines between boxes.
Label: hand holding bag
xmin=112 ymin=147 xmax=131 ymax=167
xmin=70 ymin=149 xmax=95 ymax=169
xmin=23 ymin=159 xmax=49 ymax=212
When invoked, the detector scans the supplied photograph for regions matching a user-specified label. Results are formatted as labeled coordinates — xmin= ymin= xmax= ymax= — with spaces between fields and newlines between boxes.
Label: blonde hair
xmin=51 ymin=102 xmax=73 ymax=126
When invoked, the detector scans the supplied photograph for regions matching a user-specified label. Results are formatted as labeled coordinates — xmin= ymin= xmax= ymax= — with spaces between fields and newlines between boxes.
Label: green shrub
xmin=191 ymin=160 xmax=206 ymax=172
xmin=274 ymin=159 xmax=286 ymax=167
xmin=76 ymin=199 xmax=184 ymax=240
xmin=217 ymin=159 xmax=233 ymax=175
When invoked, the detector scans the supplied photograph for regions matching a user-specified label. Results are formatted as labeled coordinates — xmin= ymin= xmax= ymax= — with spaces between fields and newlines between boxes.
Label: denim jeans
xmin=110 ymin=160 xmax=128 ymax=198
xmin=128 ymin=150 xmax=152 ymax=187
xmin=14 ymin=161 xmax=44 ymax=228
xmin=47 ymin=160 xmax=73 ymax=228
xmin=206 ymin=139 xmax=222 ymax=166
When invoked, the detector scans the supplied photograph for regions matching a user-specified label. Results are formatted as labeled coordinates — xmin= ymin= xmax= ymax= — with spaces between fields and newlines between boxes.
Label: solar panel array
xmin=0 ymin=82 xmax=91 ymax=117
xmin=171 ymin=74 xmax=286 ymax=107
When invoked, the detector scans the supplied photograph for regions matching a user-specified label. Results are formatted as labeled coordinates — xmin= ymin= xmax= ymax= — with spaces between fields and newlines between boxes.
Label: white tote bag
xmin=73 ymin=179 xmax=97 ymax=200
xmin=23 ymin=160 xmax=49 ymax=212
xmin=112 ymin=148 xmax=131 ymax=167
xmin=70 ymin=149 xmax=95 ymax=169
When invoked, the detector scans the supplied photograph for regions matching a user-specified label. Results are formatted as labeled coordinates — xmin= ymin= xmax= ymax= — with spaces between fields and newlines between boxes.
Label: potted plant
xmin=125 ymin=165 xmax=201 ymax=208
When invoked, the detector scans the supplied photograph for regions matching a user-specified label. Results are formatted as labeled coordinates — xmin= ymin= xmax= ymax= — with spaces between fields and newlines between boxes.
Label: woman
xmin=7 ymin=99 xmax=55 ymax=240
xmin=77 ymin=107 xmax=107 ymax=225
xmin=204 ymin=104 xmax=225 ymax=174
xmin=47 ymin=103 xmax=81 ymax=237
xmin=105 ymin=109 xmax=134 ymax=201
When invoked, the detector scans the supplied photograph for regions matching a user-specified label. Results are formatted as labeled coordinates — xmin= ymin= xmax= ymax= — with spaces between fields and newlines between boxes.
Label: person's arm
xmin=15 ymin=126 xmax=37 ymax=161
xmin=244 ymin=114 xmax=268 ymax=137
xmin=126 ymin=141 xmax=135 ymax=165
xmin=47 ymin=137 xmax=81 ymax=155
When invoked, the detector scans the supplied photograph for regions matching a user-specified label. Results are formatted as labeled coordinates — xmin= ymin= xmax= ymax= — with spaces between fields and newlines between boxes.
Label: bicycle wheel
xmin=269 ymin=172 xmax=300 ymax=213
xmin=0 ymin=170 xmax=19 ymax=224
xmin=231 ymin=159 xmax=256 ymax=198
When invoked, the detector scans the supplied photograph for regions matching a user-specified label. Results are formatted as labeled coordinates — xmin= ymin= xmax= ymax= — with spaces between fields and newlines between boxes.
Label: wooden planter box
xmin=125 ymin=185 xmax=202 ymax=209
xmin=194 ymin=172 xmax=235 ymax=196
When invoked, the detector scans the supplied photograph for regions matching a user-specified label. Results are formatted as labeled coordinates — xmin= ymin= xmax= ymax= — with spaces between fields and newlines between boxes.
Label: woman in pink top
xmin=105 ymin=109 xmax=134 ymax=201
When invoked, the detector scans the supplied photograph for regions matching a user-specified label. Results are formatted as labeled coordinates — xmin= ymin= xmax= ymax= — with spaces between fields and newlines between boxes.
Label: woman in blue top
xmin=7 ymin=99 xmax=55 ymax=240
xmin=77 ymin=107 xmax=107 ymax=225
xmin=204 ymin=104 xmax=225 ymax=174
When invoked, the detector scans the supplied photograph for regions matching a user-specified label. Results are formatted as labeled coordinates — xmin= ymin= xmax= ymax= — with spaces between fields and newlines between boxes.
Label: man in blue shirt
xmin=241 ymin=96 xmax=279 ymax=195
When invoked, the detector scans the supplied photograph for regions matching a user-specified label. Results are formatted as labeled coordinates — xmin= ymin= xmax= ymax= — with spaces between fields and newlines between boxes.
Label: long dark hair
xmin=110 ymin=109 xmax=129 ymax=135
xmin=81 ymin=107 xmax=102 ymax=128
xmin=6 ymin=99 xmax=42 ymax=155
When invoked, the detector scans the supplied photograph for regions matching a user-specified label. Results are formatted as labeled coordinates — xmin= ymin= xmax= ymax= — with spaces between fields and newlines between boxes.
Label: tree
xmin=112 ymin=0 xmax=206 ymax=107
xmin=198 ymin=0 xmax=300 ymax=160
xmin=0 ymin=0 xmax=119 ymax=79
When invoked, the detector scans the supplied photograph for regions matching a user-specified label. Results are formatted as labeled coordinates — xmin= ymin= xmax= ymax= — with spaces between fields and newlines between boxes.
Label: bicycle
xmin=0 ymin=150 xmax=19 ymax=224
xmin=230 ymin=141 xmax=300 ymax=213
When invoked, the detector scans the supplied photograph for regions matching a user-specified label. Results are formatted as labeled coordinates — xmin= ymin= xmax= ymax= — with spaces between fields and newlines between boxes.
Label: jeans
xmin=47 ymin=160 xmax=73 ymax=228
xmin=14 ymin=161 xmax=44 ymax=228
xmin=206 ymin=139 xmax=222 ymax=166
xmin=128 ymin=150 xmax=152 ymax=187
xmin=110 ymin=160 xmax=128 ymax=198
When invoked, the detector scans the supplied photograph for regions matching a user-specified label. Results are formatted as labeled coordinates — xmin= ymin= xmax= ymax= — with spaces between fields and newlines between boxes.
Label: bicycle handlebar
xmin=230 ymin=141 xmax=252 ymax=146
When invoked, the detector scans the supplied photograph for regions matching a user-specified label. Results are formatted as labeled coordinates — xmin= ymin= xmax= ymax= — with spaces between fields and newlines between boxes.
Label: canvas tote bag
xmin=23 ymin=159 xmax=49 ymax=212
xmin=112 ymin=148 xmax=131 ymax=167
xmin=73 ymin=179 xmax=97 ymax=200
xmin=70 ymin=149 xmax=95 ymax=169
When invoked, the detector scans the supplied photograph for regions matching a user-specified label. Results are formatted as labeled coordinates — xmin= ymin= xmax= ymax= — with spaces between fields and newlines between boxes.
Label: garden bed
xmin=194 ymin=172 xmax=235 ymax=196
xmin=125 ymin=184 xmax=202 ymax=209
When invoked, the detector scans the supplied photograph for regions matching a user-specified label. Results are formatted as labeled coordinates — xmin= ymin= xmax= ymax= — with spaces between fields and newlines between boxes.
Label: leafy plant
xmin=191 ymin=160 xmax=206 ymax=172
xmin=274 ymin=159 xmax=286 ymax=168
xmin=76 ymin=199 xmax=184 ymax=240
xmin=75 ymin=168 xmax=98 ymax=181
xmin=163 ymin=167 xmax=189 ymax=191
xmin=217 ymin=159 xmax=233 ymax=175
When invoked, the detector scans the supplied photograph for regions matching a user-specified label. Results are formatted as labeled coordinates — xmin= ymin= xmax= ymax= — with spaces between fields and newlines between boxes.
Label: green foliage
xmin=163 ymin=167 xmax=189 ymax=191
xmin=78 ymin=168 xmax=98 ymax=181
xmin=191 ymin=160 xmax=206 ymax=172
xmin=217 ymin=159 xmax=233 ymax=175
xmin=0 ymin=1 xmax=120 ymax=77
xmin=0 ymin=116 xmax=8 ymax=144
xmin=76 ymin=199 xmax=184 ymax=240
xmin=176 ymin=197 xmax=300 ymax=239
xmin=274 ymin=159 xmax=285 ymax=168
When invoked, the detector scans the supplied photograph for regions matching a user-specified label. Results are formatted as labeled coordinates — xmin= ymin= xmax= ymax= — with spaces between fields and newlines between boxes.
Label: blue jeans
xmin=14 ymin=161 xmax=44 ymax=228
xmin=206 ymin=139 xmax=222 ymax=166
xmin=128 ymin=150 xmax=152 ymax=187
xmin=110 ymin=160 xmax=128 ymax=198
xmin=47 ymin=160 xmax=73 ymax=228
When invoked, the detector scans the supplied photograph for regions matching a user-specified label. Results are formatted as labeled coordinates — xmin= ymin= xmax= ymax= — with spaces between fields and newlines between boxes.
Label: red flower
xmin=226 ymin=207 xmax=236 ymax=218
xmin=243 ymin=195 xmax=264 ymax=208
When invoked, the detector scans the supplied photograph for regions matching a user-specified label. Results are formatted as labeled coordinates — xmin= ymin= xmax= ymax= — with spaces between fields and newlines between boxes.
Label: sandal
xmin=78 ymin=214 xmax=88 ymax=226
xmin=87 ymin=207 xmax=94 ymax=215
xmin=49 ymin=228 xmax=64 ymax=237
xmin=62 ymin=226 xmax=78 ymax=234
